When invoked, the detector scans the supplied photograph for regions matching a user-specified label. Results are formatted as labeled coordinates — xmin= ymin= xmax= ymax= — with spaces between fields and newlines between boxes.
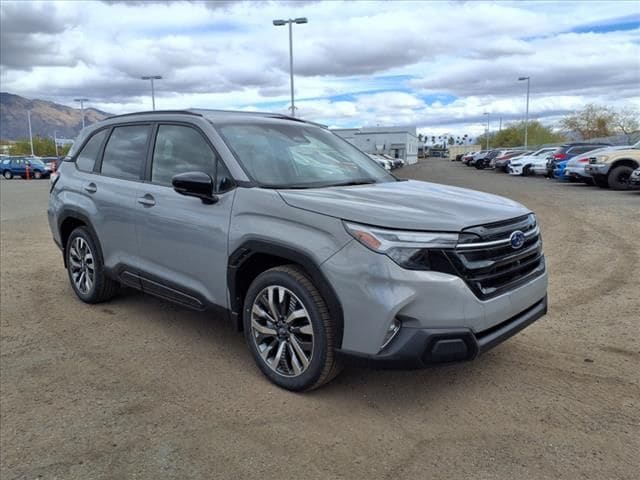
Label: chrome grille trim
xmin=448 ymin=216 xmax=545 ymax=300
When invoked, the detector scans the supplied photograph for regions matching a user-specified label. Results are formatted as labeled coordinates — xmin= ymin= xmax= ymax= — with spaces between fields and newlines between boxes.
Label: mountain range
xmin=0 ymin=92 xmax=111 ymax=140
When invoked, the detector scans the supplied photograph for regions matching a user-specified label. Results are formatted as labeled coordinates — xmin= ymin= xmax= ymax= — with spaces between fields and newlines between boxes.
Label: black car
xmin=475 ymin=150 xmax=500 ymax=169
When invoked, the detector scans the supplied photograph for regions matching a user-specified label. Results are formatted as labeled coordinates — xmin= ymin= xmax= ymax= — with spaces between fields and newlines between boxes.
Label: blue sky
xmin=1 ymin=0 xmax=638 ymax=138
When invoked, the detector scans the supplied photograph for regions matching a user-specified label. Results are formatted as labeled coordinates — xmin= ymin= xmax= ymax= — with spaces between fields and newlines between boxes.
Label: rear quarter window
xmin=76 ymin=129 xmax=108 ymax=172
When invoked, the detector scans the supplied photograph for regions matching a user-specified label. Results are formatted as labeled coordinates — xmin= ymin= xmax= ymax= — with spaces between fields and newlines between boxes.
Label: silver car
xmin=48 ymin=110 xmax=548 ymax=391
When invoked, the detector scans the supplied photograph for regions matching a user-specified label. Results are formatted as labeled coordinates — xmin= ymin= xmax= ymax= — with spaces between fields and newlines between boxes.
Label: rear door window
xmin=101 ymin=125 xmax=150 ymax=180
xmin=76 ymin=129 xmax=107 ymax=172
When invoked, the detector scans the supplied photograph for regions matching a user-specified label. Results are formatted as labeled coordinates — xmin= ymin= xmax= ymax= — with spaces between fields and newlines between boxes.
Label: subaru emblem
xmin=510 ymin=230 xmax=525 ymax=249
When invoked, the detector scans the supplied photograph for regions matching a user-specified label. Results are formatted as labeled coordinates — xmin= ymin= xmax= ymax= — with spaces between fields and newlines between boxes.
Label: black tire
xmin=65 ymin=227 xmax=118 ymax=303
xmin=3 ymin=170 xmax=12 ymax=179
xmin=522 ymin=165 xmax=532 ymax=176
xmin=34 ymin=170 xmax=42 ymax=179
xmin=242 ymin=265 xmax=342 ymax=391
xmin=592 ymin=174 xmax=609 ymax=188
xmin=607 ymin=165 xmax=634 ymax=190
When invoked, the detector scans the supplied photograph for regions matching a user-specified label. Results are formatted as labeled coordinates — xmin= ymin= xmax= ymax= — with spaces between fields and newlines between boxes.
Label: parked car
xmin=552 ymin=160 xmax=570 ymax=181
xmin=1 ymin=156 xmax=51 ymax=179
xmin=461 ymin=151 xmax=477 ymax=165
xmin=564 ymin=146 xmax=630 ymax=183
xmin=629 ymin=167 xmax=640 ymax=187
xmin=48 ymin=109 xmax=548 ymax=391
xmin=367 ymin=154 xmax=392 ymax=171
xmin=585 ymin=142 xmax=640 ymax=190
xmin=468 ymin=150 xmax=488 ymax=167
xmin=509 ymin=147 xmax=558 ymax=176
xmin=494 ymin=150 xmax=531 ymax=173
xmin=476 ymin=150 xmax=502 ymax=169
xmin=41 ymin=156 xmax=61 ymax=171
xmin=544 ymin=143 xmax=611 ymax=178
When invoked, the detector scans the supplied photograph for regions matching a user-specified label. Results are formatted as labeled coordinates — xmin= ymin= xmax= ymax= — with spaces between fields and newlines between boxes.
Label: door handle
xmin=137 ymin=194 xmax=156 ymax=207
xmin=84 ymin=182 xmax=97 ymax=194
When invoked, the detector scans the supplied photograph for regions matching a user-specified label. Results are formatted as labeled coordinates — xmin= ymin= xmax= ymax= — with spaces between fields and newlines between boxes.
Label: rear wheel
xmin=34 ymin=170 xmax=42 ymax=179
xmin=65 ymin=227 xmax=118 ymax=303
xmin=243 ymin=265 xmax=341 ymax=391
xmin=3 ymin=170 xmax=12 ymax=179
xmin=607 ymin=165 xmax=634 ymax=190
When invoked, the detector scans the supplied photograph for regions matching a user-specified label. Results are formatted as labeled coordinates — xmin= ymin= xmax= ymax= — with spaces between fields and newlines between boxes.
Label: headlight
xmin=343 ymin=221 xmax=459 ymax=270
xmin=594 ymin=155 xmax=609 ymax=163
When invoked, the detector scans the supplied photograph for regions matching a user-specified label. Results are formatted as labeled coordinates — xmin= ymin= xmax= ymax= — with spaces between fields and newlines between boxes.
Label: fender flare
xmin=227 ymin=240 xmax=344 ymax=345
xmin=57 ymin=209 xmax=105 ymax=268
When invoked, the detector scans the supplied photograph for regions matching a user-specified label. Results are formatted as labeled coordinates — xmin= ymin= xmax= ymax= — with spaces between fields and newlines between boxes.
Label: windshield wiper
xmin=326 ymin=179 xmax=377 ymax=187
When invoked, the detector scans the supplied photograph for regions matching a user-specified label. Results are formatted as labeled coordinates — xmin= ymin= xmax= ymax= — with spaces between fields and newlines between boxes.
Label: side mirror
xmin=172 ymin=171 xmax=218 ymax=204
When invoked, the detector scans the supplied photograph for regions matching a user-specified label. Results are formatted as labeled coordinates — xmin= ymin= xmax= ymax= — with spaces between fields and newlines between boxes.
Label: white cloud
xmin=1 ymin=0 xmax=638 ymax=135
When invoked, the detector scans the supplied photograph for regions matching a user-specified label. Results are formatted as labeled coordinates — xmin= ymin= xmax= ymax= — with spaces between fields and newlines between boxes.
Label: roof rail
xmin=106 ymin=110 xmax=203 ymax=120
xmin=190 ymin=108 xmax=327 ymax=128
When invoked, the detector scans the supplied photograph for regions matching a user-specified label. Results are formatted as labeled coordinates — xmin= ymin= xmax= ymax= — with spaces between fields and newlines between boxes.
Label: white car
xmin=509 ymin=147 xmax=558 ymax=176
xmin=368 ymin=154 xmax=392 ymax=170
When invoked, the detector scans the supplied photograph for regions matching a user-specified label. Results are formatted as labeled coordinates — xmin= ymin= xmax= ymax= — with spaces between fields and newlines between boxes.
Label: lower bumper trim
xmin=336 ymin=295 xmax=548 ymax=369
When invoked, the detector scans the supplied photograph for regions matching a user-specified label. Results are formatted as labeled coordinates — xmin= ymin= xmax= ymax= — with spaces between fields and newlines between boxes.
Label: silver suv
xmin=48 ymin=110 xmax=548 ymax=391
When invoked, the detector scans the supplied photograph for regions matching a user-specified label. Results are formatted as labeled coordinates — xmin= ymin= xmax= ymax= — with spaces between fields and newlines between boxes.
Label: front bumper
xmin=322 ymin=239 xmax=548 ymax=357
xmin=508 ymin=165 xmax=524 ymax=175
xmin=585 ymin=163 xmax=610 ymax=176
xmin=337 ymin=295 xmax=547 ymax=368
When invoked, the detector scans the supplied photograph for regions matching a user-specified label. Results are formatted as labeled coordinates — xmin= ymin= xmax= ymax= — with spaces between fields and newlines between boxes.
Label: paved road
xmin=1 ymin=166 xmax=638 ymax=479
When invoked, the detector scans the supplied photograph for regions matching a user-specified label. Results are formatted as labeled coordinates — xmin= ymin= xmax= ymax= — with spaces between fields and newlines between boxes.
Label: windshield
xmin=28 ymin=159 xmax=44 ymax=166
xmin=217 ymin=122 xmax=396 ymax=188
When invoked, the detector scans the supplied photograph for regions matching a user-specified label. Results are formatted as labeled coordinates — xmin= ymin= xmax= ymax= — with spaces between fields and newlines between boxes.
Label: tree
xmin=476 ymin=120 xmax=565 ymax=148
xmin=448 ymin=136 xmax=454 ymax=145
xmin=6 ymin=136 xmax=70 ymax=157
xmin=559 ymin=104 xmax=639 ymax=140
xmin=613 ymin=106 xmax=640 ymax=142
xmin=418 ymin=133 xmax=424 ymax=142
xmin=559 ymin=104 xmax=615 ymax=139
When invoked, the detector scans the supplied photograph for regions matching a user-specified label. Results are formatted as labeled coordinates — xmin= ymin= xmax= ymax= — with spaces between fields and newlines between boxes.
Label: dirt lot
xmin=1 ymin=161 xmax=639 ymax=480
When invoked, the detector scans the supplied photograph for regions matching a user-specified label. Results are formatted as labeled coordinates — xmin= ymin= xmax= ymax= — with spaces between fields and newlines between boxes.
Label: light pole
xmin=273 ymin=17 xmax=307 ymax=117
xmin=483 ymin=112 xmax=490 ymax=150
xmin=518 ymin=76 xmax=530 ymax=150
xmin=27 ymin=111 xmax=34 ymax=156
xmin=141 ymin=75 xmax=162 ymax=110
xmin=53 ymin=131 xmax=59 ymax=158
xmin=74 ymin=98 xmax=89 ymax=129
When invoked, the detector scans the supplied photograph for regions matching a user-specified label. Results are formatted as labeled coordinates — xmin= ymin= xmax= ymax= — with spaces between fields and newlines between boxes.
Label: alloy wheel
xmin=250 ymin=285 xmax=314 ymax=377
xmin=69 ymin=236 xmax=95 ymax=294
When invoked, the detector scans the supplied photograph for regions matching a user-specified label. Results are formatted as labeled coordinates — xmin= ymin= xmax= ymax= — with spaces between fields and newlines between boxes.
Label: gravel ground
xmin=1 ymin=161 xmax=639 ymax=480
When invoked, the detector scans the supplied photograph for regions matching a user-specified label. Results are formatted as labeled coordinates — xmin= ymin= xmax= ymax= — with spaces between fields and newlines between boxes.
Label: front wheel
xmin=522 ymin=165 xmax=532 ymax=176
xmin=608 ymin=165 xmax=634 ymax=190
xmin=243 ymin=265 xmax=342 ymax=391
xmin=3 ymin=170 xmax=12 ymax=179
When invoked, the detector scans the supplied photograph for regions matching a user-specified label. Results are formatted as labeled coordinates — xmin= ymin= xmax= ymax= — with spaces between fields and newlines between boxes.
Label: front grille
xmin=446 ymin=215 xmax=545 ymax=299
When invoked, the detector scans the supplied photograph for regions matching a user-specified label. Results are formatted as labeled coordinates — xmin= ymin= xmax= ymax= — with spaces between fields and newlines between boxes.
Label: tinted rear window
xmin=76 ymin=130 xmax=107 ymax=172
xmin=101 ymin=125 xmax=150 ymax=180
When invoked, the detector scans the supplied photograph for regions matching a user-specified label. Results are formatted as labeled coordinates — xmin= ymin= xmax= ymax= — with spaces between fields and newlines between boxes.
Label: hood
xmin=278 ymin=180 xmax=530 ymax=232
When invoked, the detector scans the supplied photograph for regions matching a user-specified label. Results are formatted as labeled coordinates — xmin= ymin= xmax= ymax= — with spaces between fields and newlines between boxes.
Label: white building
xmin=332 ymin=126 xmax=420 ymax=164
